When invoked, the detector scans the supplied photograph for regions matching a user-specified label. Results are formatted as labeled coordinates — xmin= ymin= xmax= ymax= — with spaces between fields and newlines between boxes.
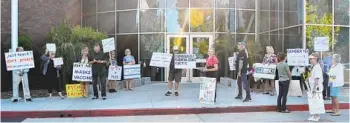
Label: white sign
xmin=307 ymin=92 xmax=326 ymax=115
xmin=5 ymin=51 xmax=35 ymax=71
xmin=102 ymin=38 xmax=116 ymax=53
xmin=199 ymin=77 xmax=216 ymax=104
xmin=150 ymin=52 xmax=173 ymax=68
xmin=72 ymin=63 xmax=92 ymax=82
xmin=314 ymin=37 xmax=329 ymax=51
xmin=124 ymin=64 xmax=141 ymax=79
xmin=228 ymin=56 xmax=236 ymax=71
xmin=108 ymin=66 xmax=122 ymax=80
xmin=288 ymin=80 xmax=303 ymax=97
xmin=46 ymin=43 xmax=56 ymax=52
xmin=174 ymin=54 xmax=196 ymax=69
xmin=253 ymin=63 xmax=276 ymax=79
xmin=53 ymin=57 xmax=64 ymax=66
xmin=287 ymin=49 xmax=309 ymax=66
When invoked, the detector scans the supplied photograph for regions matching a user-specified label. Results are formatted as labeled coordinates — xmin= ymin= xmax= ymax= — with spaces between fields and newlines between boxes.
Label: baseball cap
xmin=173 ymin=46 xmax=179 ymax=50
xmin=308 ymin=53 xmax=318 ymax=59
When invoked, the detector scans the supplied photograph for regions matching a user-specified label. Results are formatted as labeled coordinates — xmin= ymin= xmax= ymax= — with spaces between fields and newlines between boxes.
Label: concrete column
xmin=11 ymin=0 xmax=19 ymax=86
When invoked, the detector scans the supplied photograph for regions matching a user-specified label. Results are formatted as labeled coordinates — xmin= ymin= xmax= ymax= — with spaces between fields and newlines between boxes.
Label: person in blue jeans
xmin=322 ymin=52 xmax=332 ymax=100
xmin=276 ymin=53 xmax=292 ymax=113
xmin=123 ymin=49 xmax=136 ymax=91
xmin=234 ymin=42 xmax=251 ymax=102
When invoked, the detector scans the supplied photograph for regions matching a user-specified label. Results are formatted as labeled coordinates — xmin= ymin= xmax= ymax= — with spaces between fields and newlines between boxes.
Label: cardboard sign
xmin=199 ymin=77 xmax=216 ymax=105
xmin=65 ymin=84 xmax=83 ymax=98
xmin=253 ymin=63 xmax=276 ymax=79
xmin=228 ymin=56 xmax=236 ymax=71
xmin=174 ymin=54 xmax=196 ymax=69
xmin=150 ymin=52 xmax=173 ymax=68
xmin=287 ymin=49 xmax=309 ymax=66
xmin=307 ymin=92 xmax=326 ymax=114
xmin=46 ymin=43 xmax=56 ymax=52
xmin=53 ymin=57 xmax=64 ymax=66
xmin=5 ymin=51 xmax=35 ymax=71
xmin=108 ymin=66 xmax=122 ymax=80
xmin=124 ymin=64 xmax=141 ymax=79
xmin=102 ymin=38 xmax=116 ymax=53
xmin=72 ymin=63 xmax=92 ymax=82
xmin=314 ymin=37 xmax=329 ymax=51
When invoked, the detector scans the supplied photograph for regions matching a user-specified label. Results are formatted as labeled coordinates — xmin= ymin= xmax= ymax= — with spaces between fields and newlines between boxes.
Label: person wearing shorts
xmin=165 ymin=46 xmax=183 ymax=96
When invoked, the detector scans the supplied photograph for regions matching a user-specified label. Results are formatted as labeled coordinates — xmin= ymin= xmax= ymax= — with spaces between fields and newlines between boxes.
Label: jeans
xmin=237 ymin=75 xmax=251 ymax=99
xmin=322 ymin=73 xmax=330 ymax=98
xmin=93 ymin=75 xmax=107 ymax=97
xmin=12 ymin=73 xmax=31 ymax=100
xmin=277 ymin=80 xmax=290 ymax=111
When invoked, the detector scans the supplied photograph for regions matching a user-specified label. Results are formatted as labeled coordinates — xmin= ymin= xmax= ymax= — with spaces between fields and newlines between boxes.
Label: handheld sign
xmin=124 ymin=64 xmax=141 ymax=79
xmin=72 ymin=63 xmax=92 ymax=82
xmin=5 ymin=51 xmax=35 ymax=71
xmin=287 ymin=49 xmax=309 ymax=66
xmin=108 ymin=66 xmax=122 ymax=80
xmin=150 ymin=52 xmax=173 ymax=68
xmin=253 ymin=63 xmax=276 ymax=79
xmin=199 ymin=77 xmax=217 ymax=104
xmin=102 ymin=38 xmax=116 ymax=53
xmin=314 ymin=37 xmax=329 ymax=51
xmin=53 ymin=57 xmax=64 ymax=66
xmin=174 ymin=54 xmax=196 ymax=69
xmin=46 ymin=43 xmax=56 ymax=52
xmin=65 ymin=84 xmax=83 ymax=98
xmin=228 ymin=57 xmax=236 ymax=71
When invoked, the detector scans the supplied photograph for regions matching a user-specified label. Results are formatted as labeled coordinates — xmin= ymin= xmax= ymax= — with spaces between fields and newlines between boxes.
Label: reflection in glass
xmin=236 ymin=0 xmax=255 ymax=9
xmin=259 ymin=11 xmax=269 ymax=32
xmin=117 ymin=11 xmax=138 ymax=33
xmin=141 ymin=0 xmax=165 ymax=8
xmin=140 ymin=34 xmax=164 ymax=59
xmin=166 ymin=9 xmax=189 ymax=32
xmin=260 ymin=0 xmax=270 ymax=10
xmin=334 ymin=0 xmax=350 ymax=25
xmin=192 ymin=37 xmax=209 ymax=59
xmin=98 ymin=0 xmax=115 ymax=12
xmin=190 ymin=0 xmax=213 ymax=8
xmin=83 ymin=14 xmax=97 ymax=30
xmin=270 ymin=31 xmax=282 ymax=53
xmin=216 ymin=0 xmax=234 ymax=8
xmin=334 ymin=27 xmax=349 ymax=63
xmin=167 ymin=0 xmax=189 ymax=8
xmin=259 ymin=33 xmax=270 ymax=48
xmin=190 ymin=9 xmax=213 ymax=32
xmin=98 ymin=12 xmax=115 ymax=34
xmin=216 ymin=9 xmax=235 ymax=32
xmin=236 ymin=11 xmax=255 ymax=33
xmin=117 ymin=0 xmax=138 ymax=10
xmin=306 ymin=26 xmax=332 ymax=51
xmin=284 ymin=26 xmax=303 ymax=50
xmin=83 ymin=0 xmax=95 ymax=14
xmin=116 ymin=34 xmax=139 ymax=64
xmin=169 ymin=37 xmax=187 ymax=54
xmin=140 ymin=9 xmax=164 ymax=32
xmin=306 ymin=0 xmax=332 ymax=24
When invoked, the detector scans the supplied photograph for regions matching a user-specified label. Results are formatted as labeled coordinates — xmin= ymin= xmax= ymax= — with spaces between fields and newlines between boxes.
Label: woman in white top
xmin=77 ymin=46 xmax=90 ymax=98
xmin=327 ymin=54 xmax=344 ymax=116
xmin=307 ymin=53 xmax=324 ymax=122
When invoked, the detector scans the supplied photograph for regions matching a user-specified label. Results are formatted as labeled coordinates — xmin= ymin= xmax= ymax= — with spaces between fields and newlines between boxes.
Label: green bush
xmin=18 ymin=35 xmax=33 ymax=50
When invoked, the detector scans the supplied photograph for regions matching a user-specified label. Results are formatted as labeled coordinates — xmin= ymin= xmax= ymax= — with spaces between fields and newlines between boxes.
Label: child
xmin=276 ymin=53 xmax=292 ymax=113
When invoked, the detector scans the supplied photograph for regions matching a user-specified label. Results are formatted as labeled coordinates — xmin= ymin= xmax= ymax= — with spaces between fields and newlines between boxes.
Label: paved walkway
xmin=1 ymin=83 xmax=349 ymax=111
xmin=21 ymin=110 xmax=350 ymax=122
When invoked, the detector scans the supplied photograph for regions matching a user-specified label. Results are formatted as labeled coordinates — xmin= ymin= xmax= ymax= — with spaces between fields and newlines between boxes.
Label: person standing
xmin=322 ymin=52 xmax=332 ymax=100
xmin=89 ymin=43 xmax=108 ymax=100
xmin=276 ymin=53 xmax=292 ymax=113
xmin=123 ymin=49 xmax=136 ymax=91
xmin=41 ymin=50 xmax=64 ymax=99
xmin=327 ymin=54 xmax=344 ymax=116
xmin=12 ymin=47 xmax=32 ymax=102
xmin=165 ymin=46 xmax=183 ymax=96
xmin=307 ymin=53 xmax=324 ymax=122
xmin=235 ymin=42 xmax=251 ymax=102
xmin=202 ymin=50 xmax=219 ymax=102
xmin=262 ymin=46 xmax=278 ymax=96
xmin=76 ymin=46 xmax=90 ymax=98
xmin=108 ymin=51 xmax=117 ymax=93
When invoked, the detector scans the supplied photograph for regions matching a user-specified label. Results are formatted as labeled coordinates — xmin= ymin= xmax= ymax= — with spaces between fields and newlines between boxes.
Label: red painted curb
xmin=1 ymin=103 xmax=349 ymax=118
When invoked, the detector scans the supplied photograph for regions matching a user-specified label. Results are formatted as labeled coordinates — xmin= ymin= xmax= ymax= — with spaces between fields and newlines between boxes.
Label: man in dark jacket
xmin=235 ymin=42 xmax=251 ymax=102
xmin=165 ymin=46 xmax=183 ymax=96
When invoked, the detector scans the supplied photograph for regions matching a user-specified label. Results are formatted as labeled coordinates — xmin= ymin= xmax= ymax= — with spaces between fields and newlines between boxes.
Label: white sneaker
xmin=308 ymin=116 xmax=320 ymax=122
xmin=308 ymin=116 xmax=314 ymax=121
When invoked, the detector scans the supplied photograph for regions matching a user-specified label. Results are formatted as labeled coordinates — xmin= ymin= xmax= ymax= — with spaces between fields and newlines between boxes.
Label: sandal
xmin=326 ymin=110 xmax=335 ymax=113
xmin=331 ymin=112 xmax=341 ymax=116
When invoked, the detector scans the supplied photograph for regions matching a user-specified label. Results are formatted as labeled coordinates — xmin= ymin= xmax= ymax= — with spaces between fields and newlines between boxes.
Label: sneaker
xmin=26 ymin=98 xmax=32 ymax=102
xmin=12 ymin=99 xmax=18 ymax=103
xmin=307 ymin=116 xmax=314 ymax=121
xmin=281 ymin=110 xmax=290 ymax=113
xmin=102 ymin=97 xmax=106 ymax=100
xmin=243 ymin=98 xmax=252 ymax=102
xmin=308 ymin=116 xmax=320 ymax=122
xmin=235 ymin=96 xmax=243 ymax=99
xmin=165 ymin=91 xmax=172 ymax=96
xmin=175 ymin=92 xmax=179 ymax=96
xmin=92 ymin=96 xmax=99 ymax=100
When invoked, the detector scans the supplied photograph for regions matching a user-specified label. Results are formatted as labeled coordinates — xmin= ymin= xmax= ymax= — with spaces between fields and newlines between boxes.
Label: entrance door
xmin=166 ymin=35 xmax=190 ymax=82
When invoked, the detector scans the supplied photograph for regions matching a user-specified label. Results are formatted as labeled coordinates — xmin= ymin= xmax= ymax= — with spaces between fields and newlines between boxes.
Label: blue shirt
xmin=322 ymin=56 xmax=332 ymax=73
xmin=123 ymin=55 xmax=135 ymax=64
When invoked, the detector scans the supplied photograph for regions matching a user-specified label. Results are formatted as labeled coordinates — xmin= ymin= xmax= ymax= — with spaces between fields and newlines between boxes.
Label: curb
xmin=1 ymin=103 xmax=349 ymax=118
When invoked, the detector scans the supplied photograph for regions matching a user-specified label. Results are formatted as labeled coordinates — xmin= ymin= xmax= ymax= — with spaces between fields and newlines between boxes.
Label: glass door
xmin=166 ymin=35 xmax=190 ymax=82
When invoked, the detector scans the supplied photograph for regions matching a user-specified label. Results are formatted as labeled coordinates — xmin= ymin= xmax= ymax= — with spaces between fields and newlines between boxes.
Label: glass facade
xmin=82 ymin=0 xmax=350 ymax=78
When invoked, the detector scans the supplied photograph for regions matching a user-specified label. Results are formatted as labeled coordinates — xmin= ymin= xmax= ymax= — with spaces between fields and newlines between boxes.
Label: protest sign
xmin=199 ymin=77 xmax=216 ymax=104
xmin=228 ymin=57 xmax=236 ymax=71
xmin=307 ymin=92 xmax=326 ymax=114
xmin=108 ymin=66 xmax=122 ymax=80
xmin=288 ymin=80 xmax=303 ymax=97
xmin=314 ymin=37 xmax=329 ymax=51
xmin=102 ymin=38 xmax=116 ymax=53
xmin=253 ymin=63 xmax=276 ymax=79
xmin=65 ymin=84 xmax=83 ymax=98
xmin=287 ymin=49 xmax=309 ymax=66
xmin=46 ymin=43 xmax=56 ymax=52
xmin=124 ymin=64 xmax=141 ymax=79
xmin=72 ymin=63 xmax=92 ymax=82
xmin=53 ymin=57 xmax=64 ymax=66
xmin=174 ymin=54 xmax=196 ymax=69
xmin=150 ymin=52 xmax=173 ymax=68
xmin=5 ymin=51 xmax=35 ymax=71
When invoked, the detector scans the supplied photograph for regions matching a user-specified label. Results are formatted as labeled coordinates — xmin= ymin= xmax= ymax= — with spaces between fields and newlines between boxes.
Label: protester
xmin=307 ymin=53 xmax=324 ymax=121
xmin=76 ymin=46 xmax=90 ymax=98
xmin=322 ymin=52 xmax=332 ymax=100
xmin=262 ymin=46 xmax=278 ymax=96
xmin=202 ymin=50 xmax=219 ymax=102
xmin=108 ymin=51 xmax=117 ymax=93
xmin=235 ymin=42 xmax=251 ymax=102
xmin=123 ymin=49 xmax=136 ymax=91
xmin=276 ymin=53 xmax=291 ymax=113
xmin=327 ymin=54 xmax=344 ymax=116
xmin=41 ymin=50 xmax=64 ymax=99
xmin=89 ymin=43 xmax=108 ymax=100
xmin=165 ymin=46 xmax=183 ymax=96
xmin=12 ymin=47 xmax=32 ymax=102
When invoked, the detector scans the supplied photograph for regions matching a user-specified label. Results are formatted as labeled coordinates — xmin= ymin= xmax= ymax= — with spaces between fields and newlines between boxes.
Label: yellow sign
xmin=65 ymin=84 xmax=83 ymax=98
xmin=190 ymin=9 xmax=204 ymax=27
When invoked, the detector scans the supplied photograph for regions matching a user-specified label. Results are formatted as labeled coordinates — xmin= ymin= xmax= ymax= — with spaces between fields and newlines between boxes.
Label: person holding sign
xmin=202 ymin=50 xmax=219 ymax=102
xmin=76 ymin=46 xmax=91 ymax=98
xmin=41 ymin=50 xmax=64 ymax=99
xmin=108 ymin=51 xmax=117 ymax=93
xmin=276 ymin=53 xmax=292 ymax=113
xmin=327 ymin=54 xmax=344 ymax=116
xmin=234 ymin=42 xmax=251 ymax=102
xmin=11 ymin=47 xmax=32 ymax=102
xmin=89 ymin=43 xmax=108 ymax=100
xmin=123 ymin=49 xmax=136 ymax=91
xmin=165 ymin=46 xmax=183 ymax=96
xmin=262 ymin=46 xmax=278 ymax=96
